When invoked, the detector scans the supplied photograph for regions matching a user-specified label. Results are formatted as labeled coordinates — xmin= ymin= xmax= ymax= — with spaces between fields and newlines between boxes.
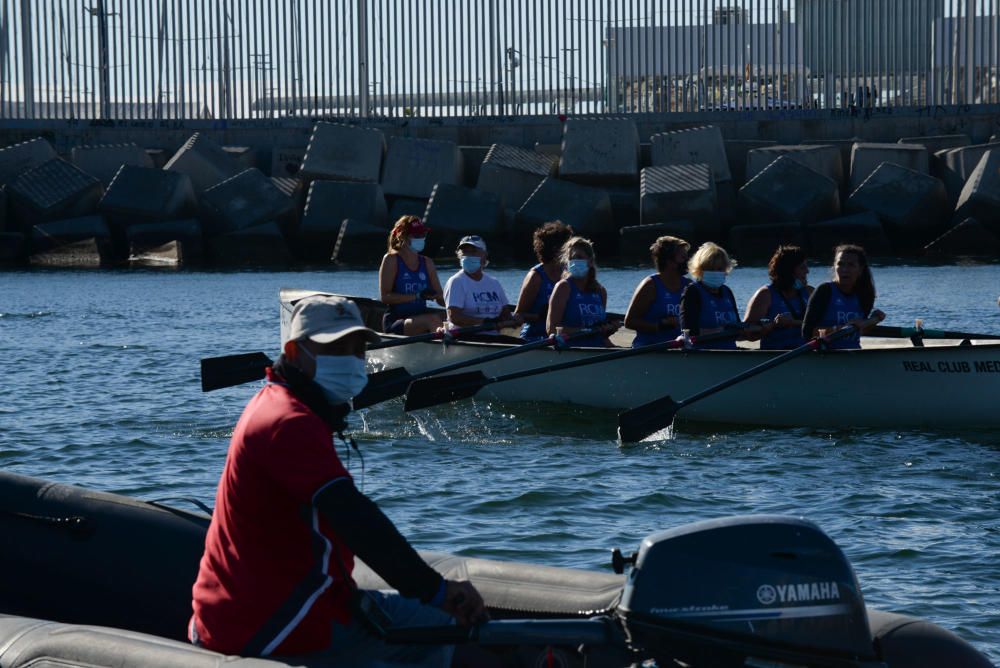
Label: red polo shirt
xmin=190 ymin=373 xmax=355 ymax=656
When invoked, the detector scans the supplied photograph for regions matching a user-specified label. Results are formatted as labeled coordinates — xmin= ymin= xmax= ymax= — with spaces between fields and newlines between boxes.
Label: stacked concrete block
xmin=924 ymin=218 xmax=1000 ymax=257
xmin=200 ymin=168 xmax=295 ymax=236
xmin=296 ymin=180 xmax=388 ymax=262
xmin=70 ymin=144 xmax=153 ymax=187
xmin=208 ymin=222 xmax=291 ymax=266
xmin=738 ymin=156 xmax=840 ymax=225
xmin=271 ymin=146 xmax=307 ymax=177
xmin=459 ymin=146 xmax=491 ymax=188
xmin=746 ymin=145 xmax=844 ymax=186
xmin=934 ymin=142 xmax=1000 ymax=202
xmin=388 ymin=198 xmax=428 ymax=222
xmin=802 ymin=139 xmax=860 ymax=180
xmin=898 ymin=134 xmax=970 ymax=154
xmin=222 ymin=146 xmax=256 ymax=170
xmin=0 ymin=187 xmax=7 ymax=231
xmin=332 ymin=218 xmax=396 ymax=264
xmin=301 ymin=123 xmax=386 ymax=184
xmin=846 ymin=162 xmax=948 ymax=241
xmin=163 ymin=133 xmax=242 ymax=193
xmin=7 ymin=159 xmax=103 ymax=230
xmin=728 ymin=223 xmax=805 ymax=260
xmin=640 ymin=165 xmax=717 ymax=240
xmin=534 ymin=143 xmax=562 ymax=158
xmin=0 ymin=232 xmax=24 ymax=263
xmin=0 ymin=138 xmax=57 ymax=186
xmin=651 ymin=126 xmax=731 ymax=185
xmin=560 ymin=118 xmax=640 ymax=184
xmin=126 ymin=219 xmax=204 ymax=260
xmin=31 ymin=215 xmax=112 ymax=254
xmin=724 ymin=139 xmax=778 ymax=187
xmin=380 ymin=137 xmax=463 ymax=198
xmin=145 ymin=149 xmax=168 ymax=169
xmin=476 ymin=144 xmax=557 ymax=215
xmin=955 ymin=150 xmax=1000 ymax=235
xmin=515 ymin=177 xmax=614 ymax=254
xmin=849 ymin=143 xmax=928 ymax=191
xmin=606 ymin=185 xmax=642 ymax=230
xmin=619 ymin=221 xmax=697 ymax=263
xmin=128 ymin=240 xmax=185 ymax=268
xmin=806 ymin=212 xmax=891 ymax=256
xmin=423 ymin=184 xmax=504 ymax=250
xmin=270 ymin=176 xmax=307 ymax=213
xmin=29 ymin=238 xmax=109 ymax=268
xmin=99 ymin=166 xmax=196 ymax=227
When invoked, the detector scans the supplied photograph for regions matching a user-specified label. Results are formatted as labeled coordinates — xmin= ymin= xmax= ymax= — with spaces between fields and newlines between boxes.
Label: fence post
xmin=18 ymin=0 xmax=32 ymax=118
xmin=357 ymin=0 xmax=369 ymax=118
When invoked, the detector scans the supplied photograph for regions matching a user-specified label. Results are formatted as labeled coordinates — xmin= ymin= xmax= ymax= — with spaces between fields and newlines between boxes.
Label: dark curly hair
xmin=650 ymin=236 xmax=691 ymax=273
xmin=532 ymin=221 xmax=575 ymax=264
xmin=767 ymin=245 xmax=808 ymax=291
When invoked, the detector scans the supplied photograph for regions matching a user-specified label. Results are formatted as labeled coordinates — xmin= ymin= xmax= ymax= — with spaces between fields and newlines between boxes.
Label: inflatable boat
xmin=0 ymin=471 xmax=990 ymax=667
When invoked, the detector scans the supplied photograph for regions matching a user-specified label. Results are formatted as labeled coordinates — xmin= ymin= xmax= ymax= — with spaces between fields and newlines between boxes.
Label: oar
xmin=868 ymin=324 xmax=1000 ymax=341
xmin=354 ymin=328 xmax=609 ymax=409
xmin=617 ymin=317 xmax=882 ymax=443
xmin=367 ymin=320 xmax=502 ymax=350
xmin=403 ymin=328 xmax=752 ymax=412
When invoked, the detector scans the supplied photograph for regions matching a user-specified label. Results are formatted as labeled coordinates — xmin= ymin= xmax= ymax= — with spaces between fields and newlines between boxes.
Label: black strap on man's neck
xmin=271 ymin=355 xmax=350 ymax=432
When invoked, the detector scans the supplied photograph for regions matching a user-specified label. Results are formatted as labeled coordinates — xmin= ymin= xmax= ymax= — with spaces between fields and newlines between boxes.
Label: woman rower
xmin=679 ymin=242 xmax=742 ymax=350
xmin=743 ymin=245 xmax=814 ymax=350
xmin=443 ymin=235 xmax=521 ymax=334
xmin=801 ymin=244 xmax=885 ymax=349
xmin=377 ymin=216 xmax=445 ymax=335
xmin=547 ymin=237 xmax=615 ymax=348
xmin=514 ymin=221 xmax=575 ymax=341
xmin=624 ymin=235 xmax=692 ymax=348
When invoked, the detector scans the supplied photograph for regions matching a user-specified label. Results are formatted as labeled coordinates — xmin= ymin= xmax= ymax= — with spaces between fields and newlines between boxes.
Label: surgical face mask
xmin=301 ymin=346 xmax=369 ymax=405
xmin=567 ymin=258 xmax=590 ymax=279
xmin=701 ymin=271 xmax=727 ymax=289
xmin=460 ymin=255 xmax=482 ymax=274
xmin=793 ymin=278 xmax=806 ymax=290
xmin=409 ymin=237 xmax=426 ymax=253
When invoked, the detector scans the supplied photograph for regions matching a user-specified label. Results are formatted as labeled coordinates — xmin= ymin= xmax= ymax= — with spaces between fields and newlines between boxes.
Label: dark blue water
xmin=2 ymin=264 xmax=999 ymax=659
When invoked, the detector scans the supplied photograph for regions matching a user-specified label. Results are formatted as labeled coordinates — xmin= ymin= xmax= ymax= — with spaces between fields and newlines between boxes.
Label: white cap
xmin=457 ymin=235 xmax=488 ymax=253
xmin=287 ymin=296 xmax=381 ymax=345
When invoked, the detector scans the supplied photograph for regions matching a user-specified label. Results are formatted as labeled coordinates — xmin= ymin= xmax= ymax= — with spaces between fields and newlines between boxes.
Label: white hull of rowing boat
xmin=280 ymin=289 xmax=1000 ymax=429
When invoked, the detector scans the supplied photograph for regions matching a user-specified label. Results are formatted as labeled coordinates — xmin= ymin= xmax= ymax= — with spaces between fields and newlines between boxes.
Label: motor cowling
xmin=617 ymin=515 xmax=878 ymax=666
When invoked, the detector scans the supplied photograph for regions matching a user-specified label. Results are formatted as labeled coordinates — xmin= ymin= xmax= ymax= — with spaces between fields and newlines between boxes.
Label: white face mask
xmin=301 ymin=346 xmax=369 ymax=404
xmin=409 ymin=238 xmax=426 ymax=253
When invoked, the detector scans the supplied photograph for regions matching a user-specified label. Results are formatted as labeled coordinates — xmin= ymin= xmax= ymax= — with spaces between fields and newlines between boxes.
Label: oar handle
xmin=367 ymin=320 xmax=500 ymax=350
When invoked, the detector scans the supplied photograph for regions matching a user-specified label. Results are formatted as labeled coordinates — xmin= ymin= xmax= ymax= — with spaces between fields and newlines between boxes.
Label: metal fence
xmin=0 ymin=0 xmax=997 ymax=121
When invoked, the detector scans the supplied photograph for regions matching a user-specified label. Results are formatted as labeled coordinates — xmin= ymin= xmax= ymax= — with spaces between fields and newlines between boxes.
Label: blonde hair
xmin=387 ymin=215 xmax=420 ymax=253
xmin=560 ymin=236 xmax=600 ymax=292
xmin=688 ymin=242 xmax=737 ymax=279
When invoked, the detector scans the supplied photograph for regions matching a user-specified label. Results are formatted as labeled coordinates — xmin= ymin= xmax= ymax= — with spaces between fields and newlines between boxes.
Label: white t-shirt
xmin=444 ymin=270 xmax=508 ymax=326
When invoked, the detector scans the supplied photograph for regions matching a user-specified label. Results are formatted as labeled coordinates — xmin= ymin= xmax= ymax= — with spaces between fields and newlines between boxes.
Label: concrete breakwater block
xmin=29 ymin=237 xmax=110 ymax=268
xmin=126 ymin=219 xmax=203 ymax=259
xmin=516 ymin=178 xmax=614 ymax=253
xmin=296 ymin=180 xmax=388 ymax=262
xmin=725 ymin=139 xmax=777 ymax=187
xmin=846 ymin=162 xmax=948 ymax=240
xmin=806 ymin=212 xmax=890 ymax=256
xmin=332 ymin=218 xmax=391 ymax=264
xmin=802 ymin=139 xmax=860 ymax=181
xmin=0 ymin=138 xmax=57 ymax=185
xmin=71 ymin=144 xmax=153 ymax=187
xmin=955 ymin=150 xmax=1000 ymax=235
xmin=222 ymin=146 xmax=256 ymax=170
xmin=31 ymin=215 xmax=111 ymax=254
xmin=128 ymin=240 xmax=184 ymax=268
xmin=934 ymin=142 xmax=1000 ymax=203
xmin=651 ymin=126 xmax=731 ymax=184
xmin=8 ymin=158 xmax=103 ymax=229
xmin=607 ymin=185 xmax=642 ymax=230
xmin=746 ymin=145 xmax=843 ymax=186
xmin=271 ymin=146 xmax=306 ymax=178
xmin=423 ymin=184 xmax=504 ymax=249
xmin=728 ymin=222 xmax=805 ymax=260
xmin=100 ymin=166 xmax=196 ymax=227
xmin=270 ymin=177 xmax=307 ymax=212
xmin=534 ymin=143 xmax=561 ymax=158
xmin=850 ymin=143 xmax=928 ymax=191
xmin=164 ymin=133 xmax=242 ymax=193
xmin=560 ymin=118 xmax=640 ymax=185
xmin=460 ymin=146 xmax=491 ymax=188
xmin=301 ymin=123 xmax=384 ymax=184
xmin=898 ymin=134 xmax=970 ymax=154
xmin=738 ymin=156 xmax=840 ymax=225
xmin=641 ymin=164 xmax=716 ymax=223
xmin=0 ymin=232 xmax=25 ymax=263
xmin=388 ymin=197 xmax=428 ymax=222
xmin=208 ymin=222 xmax=291 ymax=267
xmin=380 ymin=137 xmax=463 ymax=198
xmin=477 ymin=144 xmax=557 ymax=213
xmin=0 ymin=188 xmax=6 ymax=231
xmin=619 ymin=221 xmax=697 ymax=262
xmin=145 ymin=148 xmax=167 ymax=169
xmin=924 ymin=218 xmax=1000 ymax=257
xmin=201 ymin=168 xmax=295 ymax=236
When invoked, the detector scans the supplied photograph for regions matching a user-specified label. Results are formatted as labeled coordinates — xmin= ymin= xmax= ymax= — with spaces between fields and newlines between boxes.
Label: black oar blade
xmin=404 ymin=371 xmax=489 ymax=412
xmin=617 ymin=396 xmax=682 ymax=443
xmin=200 ymin=352 xmax=273 ymax=392
xmin=353 ymin=367 xmax=415 ymax=409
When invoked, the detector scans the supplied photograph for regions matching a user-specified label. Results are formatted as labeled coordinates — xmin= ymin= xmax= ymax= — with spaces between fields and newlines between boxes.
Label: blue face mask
xmin=793 ymin=278 xmax=806 ymax=290
xmin=701 ymin=271 xmax=727 ymax=289
xmin=409 ymin=237 xmax=426 ymax=253
xmin=460 ymin=255 xmax=482 ymax=274
xmin=567 ymin=258 xmax=590 ymax=279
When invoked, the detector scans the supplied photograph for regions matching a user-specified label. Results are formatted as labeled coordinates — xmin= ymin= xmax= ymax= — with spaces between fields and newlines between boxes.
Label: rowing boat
xmin=280 ymin=289 xmax=1000 ymax=429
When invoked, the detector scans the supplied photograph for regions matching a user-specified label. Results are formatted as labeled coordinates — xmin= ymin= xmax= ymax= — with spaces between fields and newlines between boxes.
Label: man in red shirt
xmin=191 ymin=295 xmax=486 ymax=665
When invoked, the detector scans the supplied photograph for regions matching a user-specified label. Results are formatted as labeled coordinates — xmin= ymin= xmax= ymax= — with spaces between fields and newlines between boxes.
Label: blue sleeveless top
xmin=817 ymin=282 xmax=865 ymax=350
xmin=561 ymin=281 xmax=607 ymax=348
xmin=691 ymin=282 xmax=739 ymax=350
xmin=632 ymin=274 xmax=692 ymax=348
xmin=761 ymin=284 xmax=811 ymax=350
xmin=387 ymin=254 xmax=430 ymax=319
xmin=520 ymin=264 xmax=558 ymax=341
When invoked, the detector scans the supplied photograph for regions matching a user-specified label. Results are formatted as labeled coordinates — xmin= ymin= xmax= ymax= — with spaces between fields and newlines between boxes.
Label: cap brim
xmin=308 ymin=325 xmax=382 ymax=345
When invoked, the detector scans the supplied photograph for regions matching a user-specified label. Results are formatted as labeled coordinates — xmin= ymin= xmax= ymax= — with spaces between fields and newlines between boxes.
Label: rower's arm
xmin=679 ymin=286 xmax=701 ymax=335
xmin=514 ymin=271 xmax=542 ymax=322
xmin=801 ymin=283 xmax=832 ymax=339
xmin=624 ymin=278 xmax=659 ymax=333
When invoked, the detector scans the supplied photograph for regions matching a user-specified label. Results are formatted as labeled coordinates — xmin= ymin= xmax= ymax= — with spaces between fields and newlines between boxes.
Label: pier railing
xmin=0 ymin=0 xmax=996 ymax=121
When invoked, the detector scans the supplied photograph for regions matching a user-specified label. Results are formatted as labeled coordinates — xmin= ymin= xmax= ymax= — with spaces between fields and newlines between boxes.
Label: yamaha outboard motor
xmin=617 ymin=515 xmax=881 ymax=667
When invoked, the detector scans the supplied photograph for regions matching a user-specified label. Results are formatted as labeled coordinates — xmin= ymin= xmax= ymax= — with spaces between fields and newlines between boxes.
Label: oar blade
xmin=200 ymin=352 xmax=273 ymax=392
xmin=404 ymin=371 xmax=489 ymax=412
xmin=617 ymin=396 xmax=682 ymax=443
xmin=353 ymin=367 xmax=415 ymax=409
